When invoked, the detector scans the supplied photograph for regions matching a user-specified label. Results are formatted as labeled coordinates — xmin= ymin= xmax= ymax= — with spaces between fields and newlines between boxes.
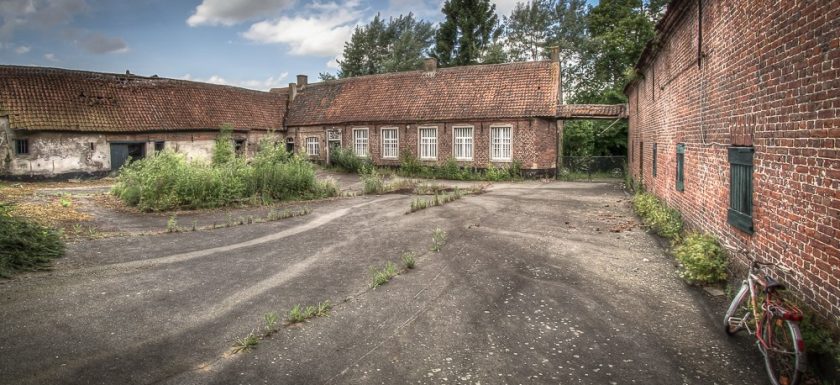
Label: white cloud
xmin=179 ymin=73 xmax=290 ymax=91
xmin=78 ymin=32 xmax=128 ymax=54
xmin=492 ymin=0 xmax=519 ymax=17
xmin=187 ymin=0 xmax=296 ymax=27
xmin=242 ymin=1 xmax=362 ymax=56
xmin=326 ymin=57 xmax=340 ymax=69
xmin=0 ymin=0 xmax=88 ymax=41
xmin=44 ymin=52 xmax=57 ymax=62
xmin=14 ymin=45 xmax=29 ymax=54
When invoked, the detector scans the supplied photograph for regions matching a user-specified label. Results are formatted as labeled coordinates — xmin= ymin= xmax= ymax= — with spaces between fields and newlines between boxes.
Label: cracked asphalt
xmin=0 ymin=181 xmax=766 ymax=385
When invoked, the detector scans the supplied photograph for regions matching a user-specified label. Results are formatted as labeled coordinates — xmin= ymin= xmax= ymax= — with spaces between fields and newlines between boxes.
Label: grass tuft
xmin=370 ymin=261 xmax=399 ymax=288
xmin=401 ymin=251 xmax=416 ymax=269
xmin=231 ymin=331 xmax=259 ymax=354
xmin=0 ymin=203 xmax=65 ymax=277
xmin=431 ymin=228 xmax=447 ymax=252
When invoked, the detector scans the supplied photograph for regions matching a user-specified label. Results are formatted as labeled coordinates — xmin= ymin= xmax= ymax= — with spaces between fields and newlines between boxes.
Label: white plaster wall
xmin=171 ymin=139 xmax=215 ymax=163
xmin=6 ymin=132 xmax=110 ymax=176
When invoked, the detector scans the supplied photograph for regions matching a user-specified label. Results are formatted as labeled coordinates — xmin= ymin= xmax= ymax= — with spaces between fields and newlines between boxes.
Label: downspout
xmin=551 ymin=46 xmax=563 ymax=179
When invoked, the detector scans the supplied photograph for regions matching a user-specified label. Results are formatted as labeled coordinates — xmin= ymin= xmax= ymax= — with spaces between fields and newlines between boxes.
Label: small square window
xmin=14 ymin=139 xmax=28 ymax=155
xmin=154 ymin=141 xmax=165 ymax=152
xmin=234 ymin=139 xmax=246 ymax=156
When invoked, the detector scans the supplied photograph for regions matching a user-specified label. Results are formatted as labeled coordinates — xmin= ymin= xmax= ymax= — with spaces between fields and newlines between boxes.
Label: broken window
xmin=14 ymin=139 xmax=28 ymax=155
xmin=234 ymin=139 xmax=246 ymax=157
xmin=154 ymin=141 xmax=165 ymax=152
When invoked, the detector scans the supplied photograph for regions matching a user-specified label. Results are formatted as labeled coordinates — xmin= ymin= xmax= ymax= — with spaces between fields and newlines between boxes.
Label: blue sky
xmin=0 ymin=0 xmax=595 ymax=90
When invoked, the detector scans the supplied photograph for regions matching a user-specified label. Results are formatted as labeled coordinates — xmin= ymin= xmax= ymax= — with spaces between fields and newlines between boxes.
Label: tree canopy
xmin=337 ymin=13 xmax=435 ymax=78
xmin=432 ymin=0 xmax=502 ymax=66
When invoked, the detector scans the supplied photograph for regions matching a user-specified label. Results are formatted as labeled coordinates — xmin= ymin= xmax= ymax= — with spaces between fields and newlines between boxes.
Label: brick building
xmin=2 ymin=57 xmax=628 ymax=179
xmin=283 ymin=59 xmax=562 ymax=176
xmin=626 ymin=0 xmax=839 ymax=323
xmin=0 ymin=66 xmax=286 ymax=178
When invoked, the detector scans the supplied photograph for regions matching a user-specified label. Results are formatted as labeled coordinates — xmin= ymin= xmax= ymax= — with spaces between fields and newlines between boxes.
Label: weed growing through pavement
xmin=166 ymin=215 xmax=180 ymax=233
xmin=59 ymin=194 xmax=72 ymax=208
xmin=431 ymin=228 xmax=447 ymax=252
xmin=401 ymin=251 xmax=416 ymax=269
xmin=286 ymin=301 xmax=332 ymax=324
xmin=231 ymin=331 xmax=259 ymax=354
xmin=264 ymin=312 xmax=279 ymax=332
xmin=370 ymin=261 xmax=399 ymax=288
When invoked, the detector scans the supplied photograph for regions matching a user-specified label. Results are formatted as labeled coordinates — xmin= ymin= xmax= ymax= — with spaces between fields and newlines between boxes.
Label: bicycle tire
xmin=761 ymin=315 xmax=805 ymax=385
xmin=723 ymin=283 xmax=751 ymax=335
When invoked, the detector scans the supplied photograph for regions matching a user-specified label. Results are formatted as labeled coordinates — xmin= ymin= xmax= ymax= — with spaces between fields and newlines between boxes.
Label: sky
xmin=0 ymin=0 xmax=595 ymax=90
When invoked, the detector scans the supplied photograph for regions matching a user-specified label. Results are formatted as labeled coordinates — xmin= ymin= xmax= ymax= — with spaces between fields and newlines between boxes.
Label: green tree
xmin=338 ymin=13 xmax=435 ymax=78
xmin=504 ymin=0 xmax=552 ymax=61
xmin=318 ymin=72 xmax=337 ymax=81
xmin=433 ymin=0 xmax=502 ymax=66
xmin=212 ymin=125 xmax=235 ymax=165
xmin=482 ymin=41 xmax=509 ymax=64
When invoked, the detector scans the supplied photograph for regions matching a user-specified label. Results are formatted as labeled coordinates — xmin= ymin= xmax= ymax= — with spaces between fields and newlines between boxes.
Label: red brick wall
xmin=289 ymin=118 xmax=558 ymax=172
xmin=626 ymin=0 xmax=839 ymax=324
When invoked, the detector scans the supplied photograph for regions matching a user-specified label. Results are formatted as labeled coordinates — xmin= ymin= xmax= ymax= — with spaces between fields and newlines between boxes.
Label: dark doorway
xmin=110 ymin=142 xmax=146 ymax=172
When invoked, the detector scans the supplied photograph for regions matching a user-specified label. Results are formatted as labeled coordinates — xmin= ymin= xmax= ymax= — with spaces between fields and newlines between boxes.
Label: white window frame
xmin=452 ymin=125 xmax=474 ymax=161
xmin=381 ymin=127 xmax=399 ymax=159
xmin=353 ymin=127 xmax=369 ymax=157
xmin=418 ymin=126 xmax=438 ymax=160
xmin=490 ymin=124 xmax=513 ymax=162
xmin=305 ymin=137 xmax=319 ymax=156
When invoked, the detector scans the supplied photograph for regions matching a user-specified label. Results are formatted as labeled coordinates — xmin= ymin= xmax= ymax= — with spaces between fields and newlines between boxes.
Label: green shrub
xmin=673 ymin=233 xmax=726 ymax=284
xmin=112 ymin=141 xmax=336 ymax=211
xmin=0 ymin=204 xmax=65 ymax=277
xmin=632 ymin=192 xmax=683 ymax=240
xmin=212 ymin=125 xmax=235 ymax=166
xmin=401 ymin=252 xmax=416 ymax=269
xmin=361 ymin=167 xmax=386 ymax=194
xmin=331 ymin=147 xmax=370 ymax=173
xmin=399 ymin=153 xmax=423 ymax=175
xmin=370 ymin=261 xmax=399 ymax=288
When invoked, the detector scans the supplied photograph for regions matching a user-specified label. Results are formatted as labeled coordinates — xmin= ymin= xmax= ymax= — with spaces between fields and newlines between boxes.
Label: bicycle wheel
xmin=761 ymin=315 xmax=805 ymax=385
xmin=723 ymin=283 xmax=751 ymax=335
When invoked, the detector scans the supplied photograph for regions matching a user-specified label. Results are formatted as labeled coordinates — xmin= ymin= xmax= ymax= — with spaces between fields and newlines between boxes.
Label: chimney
xmin=288 ymin=82 xmax=297 ymax=102
xmin=549 ymin=46 xmax=559 ymax=62
xmin=423 ymin=57 xmax=437 ymax=72
xmin=296 ymin=74 xmax=308 ymax=88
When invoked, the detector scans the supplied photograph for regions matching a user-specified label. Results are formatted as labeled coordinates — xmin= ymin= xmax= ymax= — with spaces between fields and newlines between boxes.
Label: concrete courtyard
xmin=0 ymin=181 xmax=766 ymax=385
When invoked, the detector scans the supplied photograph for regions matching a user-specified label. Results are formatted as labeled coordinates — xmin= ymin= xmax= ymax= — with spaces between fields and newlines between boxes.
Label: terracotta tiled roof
xmin=556 ymin=104 xmax=627 ymax=119
xmin=286 ymin=61 xmax=560 ymax=126
xmin=0 ymin=66 xmax=286 ymax=132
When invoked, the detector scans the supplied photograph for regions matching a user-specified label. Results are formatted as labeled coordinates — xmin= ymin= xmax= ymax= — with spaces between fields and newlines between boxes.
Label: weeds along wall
xmin=286 ymin=118 xmax=559 ymax=175
xmin=626 ymin=0 xmax=839 ymax=324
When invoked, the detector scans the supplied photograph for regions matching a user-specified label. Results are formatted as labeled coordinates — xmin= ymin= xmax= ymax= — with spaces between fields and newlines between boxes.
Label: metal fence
xmin=558 ymin=156 xmax=626 ymax=180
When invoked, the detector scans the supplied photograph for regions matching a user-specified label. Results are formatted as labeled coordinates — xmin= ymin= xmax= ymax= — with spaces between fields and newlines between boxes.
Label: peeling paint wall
xmin=0 ymin=130 xmax=276 ymax=178
xmin=6 ymin=132 xmax=109 ymax=176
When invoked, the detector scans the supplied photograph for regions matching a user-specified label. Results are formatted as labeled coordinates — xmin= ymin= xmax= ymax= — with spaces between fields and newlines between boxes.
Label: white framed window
xmin=381 ymin=127 xmax=399 ymax=159
xmin=418 ymin=126 xmax=437 ymax=160
xmin=353 ymin=128 xmax=369 ymax=157
xmin=490 ymin=125 xmax=512 ymax=161
xmin=306 ymin=137 xmax=319 ymax=156
xmin=452 ymin=126 xmax=474 ymax=160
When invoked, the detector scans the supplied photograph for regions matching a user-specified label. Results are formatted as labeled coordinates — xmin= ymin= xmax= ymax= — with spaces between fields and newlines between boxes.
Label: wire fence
xmin=558 ymin=156 xmax=626 ymax=181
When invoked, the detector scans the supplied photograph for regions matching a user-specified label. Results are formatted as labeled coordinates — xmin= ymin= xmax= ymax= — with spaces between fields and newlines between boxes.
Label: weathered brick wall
xmin=627 ymin=0 xmax=839 ymax=323
xmin=291 ymin=118 xmax=558 ymax=172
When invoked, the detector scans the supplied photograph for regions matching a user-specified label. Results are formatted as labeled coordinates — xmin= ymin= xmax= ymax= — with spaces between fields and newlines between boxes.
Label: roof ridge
xmin=0 ymin=65 xmax=275 ymax=95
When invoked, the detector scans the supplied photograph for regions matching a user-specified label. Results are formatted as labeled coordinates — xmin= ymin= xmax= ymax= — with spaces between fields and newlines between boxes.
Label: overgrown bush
xmin=673 ymin=233 xmax=726 ymax=283
xmin=361 ymin=166 xmax=386 ymax=194
xmin=212 ymin=124 xmax=235 ymax=165
xmin=331 ymin=147 xmax=370 ymax=173
xmin=112 ymin=136 xmax=338 ymax=211
xmin=0 ymin=204 xmax=65 ymax=277
xmin=632 ymin=192 xmax=683 ymax=240
xmin=396 ymin=155 xmax=522 ymax=181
